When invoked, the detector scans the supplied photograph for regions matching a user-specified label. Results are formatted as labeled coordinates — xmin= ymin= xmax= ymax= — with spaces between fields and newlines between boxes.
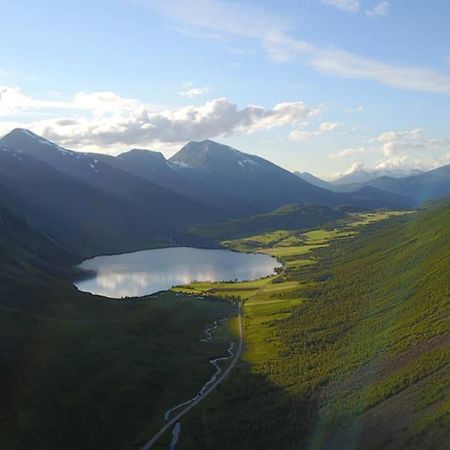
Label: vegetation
xmin=173 ymin=206 xmax=449 ymax=449
xmin=0 ymin=285 xmax=234 ymax=450
xmin=0 ymin=207 xmax=235 ymax=449
xmin=189 ymin=204 xmax=347 ymax=243
xmin=1 ymin=187 xmax=449 ymax=450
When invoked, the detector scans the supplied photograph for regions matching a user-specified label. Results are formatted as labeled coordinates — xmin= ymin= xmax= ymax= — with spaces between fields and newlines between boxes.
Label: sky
xmin=1 ymin=0 xmax=450 ymax=178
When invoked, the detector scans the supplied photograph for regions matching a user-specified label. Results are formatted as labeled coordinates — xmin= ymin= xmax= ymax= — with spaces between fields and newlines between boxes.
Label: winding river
xmin=162 ymin=320 xmax=235 ymax=450
xmin=141 ymin=312 xmax=242 ymax=450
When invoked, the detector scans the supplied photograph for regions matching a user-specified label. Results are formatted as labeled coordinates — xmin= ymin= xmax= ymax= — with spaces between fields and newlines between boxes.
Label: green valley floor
xmin=1 ymin=204 xmax=449 ymax=450
xmin=171 ymin=206 xmax=450 ymax=450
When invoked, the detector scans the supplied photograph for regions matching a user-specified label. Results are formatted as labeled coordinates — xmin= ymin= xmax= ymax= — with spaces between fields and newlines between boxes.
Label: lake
xmin=74 ymin=247 xmax=281 ymax=298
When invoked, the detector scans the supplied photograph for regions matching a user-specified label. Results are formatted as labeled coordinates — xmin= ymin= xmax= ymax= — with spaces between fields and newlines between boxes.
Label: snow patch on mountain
xmin=170 ymin=160 xmax=194 ymax=170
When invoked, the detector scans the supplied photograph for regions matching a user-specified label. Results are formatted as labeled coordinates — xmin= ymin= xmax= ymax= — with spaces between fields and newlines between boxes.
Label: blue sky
xmin=1 ymin=0 xmax=450 ymax=178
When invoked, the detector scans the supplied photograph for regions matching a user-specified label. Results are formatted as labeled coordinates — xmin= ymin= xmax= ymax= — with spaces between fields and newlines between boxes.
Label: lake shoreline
xmin=73 ymin=246 xmax=281 ymax=299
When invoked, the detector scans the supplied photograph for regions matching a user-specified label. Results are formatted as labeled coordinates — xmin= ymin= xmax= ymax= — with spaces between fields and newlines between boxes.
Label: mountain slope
xmin=0 ymin=131 xmax=224 ymax=258
xmin=117 ymin=148 xmax=182 ymax=192
xmin=185 ymin=200 xmax=450 ymax=449
xmin=367 ymin=164 xmax=450 ymax=204
xmin=168 ymin=140 xmax=411 ymax=215
xmin=333 ymin=164 xmax=450 ymax=205
xmin=0 ymin=206 xmax=233 ymax=449
xmin=119 ymin=140 xmax=413 ymax=214
xmin=189 ymin=204 xmax=348 ymax=242
xmin=169 ymin=140 xmax=341 ymax=215
xmin=294 ymin=171 xmax=335 ymax=190
xmin=333 ymin=167 xmax=424 ymax=186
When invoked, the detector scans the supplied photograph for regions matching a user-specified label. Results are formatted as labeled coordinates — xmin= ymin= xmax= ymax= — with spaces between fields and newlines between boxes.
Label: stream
xmin=161 ymin=320 xmax=235 ymax=449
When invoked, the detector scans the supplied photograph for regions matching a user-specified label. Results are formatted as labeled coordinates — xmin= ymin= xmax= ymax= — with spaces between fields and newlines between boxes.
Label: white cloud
xmin=290 ymin=121 xmax=339 ymax=142
xmin=373 ymin=155 xmax=429 ymax=172
xmin=349 ymin=129 xmax=450 ymax=173
xmin=0 ymin=85 xmax=142 ymax=116
xmin=330 ymin=146 xmax=366 ymax=159
xmin=309 ymin=49 xmax=450 ymax=94
xmin=328 ymin=128 xmax=450 ymax=178
xmin=0 ymin=85 xmax=69 ymax=115
xmin=366 ymin=1 xmax=389 ymax=17
xmin=289 ymin=130 xmax=315 ymax=142
xmin=143 ymin=0 xmax=450 ymax=94
xmin=179 ymin=85 xmax=213 ymax=98
xmin=318 ymin=121 xmax=340 ymax=132
xmin=0 ymin=86 xmax=318 ymax=150
xmin=332 ymin=160 xmax=366 ymax=178
xmin=373 ymin=129 xmax=450 ymax=156
xmin=321 ymin=0 xmax=360 ymax=13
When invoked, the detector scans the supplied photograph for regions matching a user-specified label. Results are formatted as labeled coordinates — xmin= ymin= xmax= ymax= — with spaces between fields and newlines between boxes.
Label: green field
xmin=170 ymin=207 xmax=449 ymax=450
xmin=2 ymin=203 xmax=448 ymax=450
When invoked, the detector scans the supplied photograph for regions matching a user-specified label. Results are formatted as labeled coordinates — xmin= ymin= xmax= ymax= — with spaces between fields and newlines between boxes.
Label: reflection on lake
xmin=74 ymin=247 xmax=281 ymax=298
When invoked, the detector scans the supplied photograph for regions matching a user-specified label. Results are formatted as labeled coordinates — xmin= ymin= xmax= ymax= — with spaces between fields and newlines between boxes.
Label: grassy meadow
xmin=170 ymin=207 xmax=449 ymax=450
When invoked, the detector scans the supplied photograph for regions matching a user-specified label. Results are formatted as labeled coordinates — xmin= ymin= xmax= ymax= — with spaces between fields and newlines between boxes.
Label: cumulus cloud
xmin=318 ymin=121 xmax=340 ymax=132
xmin=178 ymin=83 xmax=213 ymax=98
xmin=331 ymin=160 xmax=366 ymax=179
xmin=321 ymin=0 xmax=360 ymax=13
xmin=340 ymin=129 xmax=450 ymax=174
xmin=329 ymin=128 xmax=450 ymax=179
xmin=373 ymin=129 xmax=450 ymax=156
xmin=0 ymin=85 xmax=142 ymax=116
xmin=330 ymin=146 xmax=366 ymax=159
xmin=290 ymin=121 xmax=339 ymax=142
xmin=373 ymin=156 xmax=429 ymax=172
xmin=0 ymin=85 xmax=69 ymax=115
xmin=1 ymin=86 xmax=318 ymax=149
xmin=366 ymin=1 xmax=389 ymax=17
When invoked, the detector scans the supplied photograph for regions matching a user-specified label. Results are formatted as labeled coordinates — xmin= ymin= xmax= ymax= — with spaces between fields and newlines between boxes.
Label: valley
xmin=2 ymin=4 xmax=450 ymax=449
xmin=174 ymin=204 xmax=450 ymax=449
xmin=0 ymin=128 xmax=449 ymax=450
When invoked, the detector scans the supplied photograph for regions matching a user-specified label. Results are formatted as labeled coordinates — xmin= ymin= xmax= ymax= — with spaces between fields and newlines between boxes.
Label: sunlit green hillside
xmin=178 ymin=204 xmax=449 ymax=450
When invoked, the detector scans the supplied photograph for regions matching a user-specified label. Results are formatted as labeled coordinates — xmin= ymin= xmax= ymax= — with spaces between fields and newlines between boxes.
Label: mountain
xmin=0 ymin=130 xmax=224 ymax=258
xmin=0 ymin=129 xmax=415 ymax=256
xmin=333 ymin=167 xmax=424 ymax=186
xmin=331 ymin=164 xmax=450 ymax=205
xmin=0 ymin=129 xmax=210 ymax=211
xmin=166 ymin=140 xmax=342 ymax=215
xmin=117 ymin=148 xmax=182 ymax=192
xmin=0 ymin=196 xmax=78 ymax=310
xmin=189 ymin=203 xmax=348 ymax=242
xmin=120 ymin=140 xmax=413 ymax=214
xmin=167 ymin=140 xmax=412 ymax=214
xmin=0 ymin=198 xmax=234 ymax=450
xmin=294 ymin=171 xmax=335 ymax=190
xmin=366 ymin=164 xmax=450 ymax=205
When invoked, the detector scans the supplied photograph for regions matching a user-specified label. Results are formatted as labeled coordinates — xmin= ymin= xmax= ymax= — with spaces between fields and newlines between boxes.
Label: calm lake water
xmin=75 ymin=247 xmax=281 ymax=298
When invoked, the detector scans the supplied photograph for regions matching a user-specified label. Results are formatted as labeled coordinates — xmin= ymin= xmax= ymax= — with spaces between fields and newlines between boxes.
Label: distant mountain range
xmin=332 ymin=167 xmax=424 ymax=185
xmin=2 ymin=128 xmax=448 ymax=258
xmin=119 ymin=139 xmax=412 ymax=214
xmin=121 ymin=140 xmax=342 ymax=216
xmin=294 ymin=171 xmax=335 ymax=190
xmin=295 ymin=165 xmax=450 ymax=205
